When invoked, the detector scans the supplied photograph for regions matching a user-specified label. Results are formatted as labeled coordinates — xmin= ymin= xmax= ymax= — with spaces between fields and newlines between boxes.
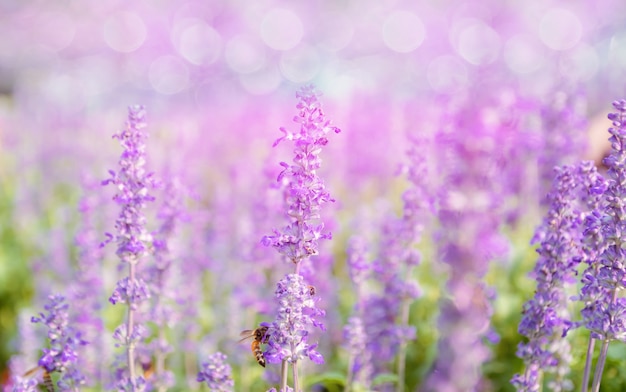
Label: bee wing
xmin=22 ymin=366 xmax=42 ymax=378
xmin=238 ymin=330 xmax=255 ymax=343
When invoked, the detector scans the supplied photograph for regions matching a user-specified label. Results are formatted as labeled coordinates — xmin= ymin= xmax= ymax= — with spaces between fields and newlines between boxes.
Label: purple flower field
xmin=2 ymin=0 xmax=626 ymax=391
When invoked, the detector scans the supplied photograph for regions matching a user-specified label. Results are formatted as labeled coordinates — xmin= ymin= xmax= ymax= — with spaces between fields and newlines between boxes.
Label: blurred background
xmin=2 ymin=0 xmax=626 ymax=390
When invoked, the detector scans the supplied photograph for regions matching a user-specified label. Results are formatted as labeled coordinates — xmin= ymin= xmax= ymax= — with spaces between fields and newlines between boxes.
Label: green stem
xmin=581 ymin=337 xmax=596 ymax=392
xmin=591 ymin=289 xmax=618 ymax=392
xmin=293 ymin=361 xmax=300 ymax=392
xmin=126 ymin=262 xmax=137 ymax=391
xmin=280 ymin=360 xmax=289 ymax=391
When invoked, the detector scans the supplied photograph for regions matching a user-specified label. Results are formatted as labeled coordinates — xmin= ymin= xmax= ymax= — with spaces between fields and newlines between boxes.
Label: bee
xmin=238 ymin=325 xmax=270 ymax=367
xmin=22 ymin=366 xmax=55 ymax=392
xmin=308 ymin=285 xmax=316 ymax=296
xmin=141 ymin=360 xmax=154 ymax=380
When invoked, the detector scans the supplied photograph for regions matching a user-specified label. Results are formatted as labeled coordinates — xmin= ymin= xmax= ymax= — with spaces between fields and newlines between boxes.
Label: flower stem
xmin=591 ymin=339 xmax=609 ymax=392
xmin=280 ymin=360 xmax=289 ymax=391
xmin=346 ymin=354 xmax=355 ymax=392
xmin=592 ymin=289 xmax=617 ymax=392
xmin=127 ymin=262 xmax=137 ymax=390
xmin=581 ymin=337 xmax=596 ymax=392
xmin=396 ymin=299 xmax=410 ymax=392
xmin=293 ymin=360 xmax=300 ymax=392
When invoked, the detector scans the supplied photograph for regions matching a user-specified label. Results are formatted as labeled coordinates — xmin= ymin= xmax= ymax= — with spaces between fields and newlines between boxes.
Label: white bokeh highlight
xmin=260 ymin=9 xmax=304 ymax=51
xmin=103 ymin=11 xmax=147 ymax=53
xmin=382 ymin=11 xmax=425 ymax=53
xmin=538 ymin=8 xmax=582 ymax=51
xmin=503 ymin=34 xmax=545 ymax=74
xmin=455 ymin=20 xmax=501 ymax=65
xmin=176 ymin=21 xmax=222 ymax=65
xmin=225 ymin=35 xmax=266 ymax=74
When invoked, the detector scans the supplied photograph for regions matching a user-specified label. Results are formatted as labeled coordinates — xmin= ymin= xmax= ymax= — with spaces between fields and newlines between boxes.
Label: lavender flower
xmin=102 ymin=105 xmax=155 ymax=263
xmin=261 ymin=85 xmax=340 ymax=269
xmin=578 ymin=99 xmax=626 ymax=391
xmin=9 ymin=378 xmax=39 ymax=392
xmin=425 ymin=97 xmax=511 ymax=392
xmin=539 ymin=89 xmax=588 ymax=195
xmin=103 ymin=105 xmax=155 ymax=389
xmin=512 ymin=164 xmax=590 ymax=392
xmin=69 ymin=178 xmax=107 ymax=387
xmin=197 ymin=352 xmax=234 ymax=391
xmin=31 ymin=294 xmax=87 ymax=389
xmin=265 ymin=274 xmax=325 ymax=365
xmin=144 ymin=177 xmax=184 ymax=392
xmin=343 ymin=315 xmax=372 ymax=389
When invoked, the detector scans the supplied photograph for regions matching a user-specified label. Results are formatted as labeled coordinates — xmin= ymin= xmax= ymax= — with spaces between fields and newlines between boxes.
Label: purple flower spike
xmin=579 ymin=100 xmax=626 ymax=342
xmin=512 ymin=163 xmax=592 ymax=391
xmin=265 ymin=274 xmax=325 ymax=365
xmin=109 ymin=277 xmax=151 ymax=308
xmin=197 ymin=352 xmax=234 ymax=392
xmin=31 ymin=294 xmax=86 ymax=388
xmin=262 ymin=86 xmax=340 ymax=266
xmin=103 ymin=105 xmax=155 ymax=264
xmin=104 ymin=105 xmax=155 ymax=388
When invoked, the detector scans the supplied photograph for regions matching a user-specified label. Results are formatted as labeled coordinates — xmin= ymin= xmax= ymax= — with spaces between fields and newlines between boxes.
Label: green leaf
xmin=372 ymin=373 xmax=399 ymax=386
xmin=304 ymin=371 xmax=347 ymax=387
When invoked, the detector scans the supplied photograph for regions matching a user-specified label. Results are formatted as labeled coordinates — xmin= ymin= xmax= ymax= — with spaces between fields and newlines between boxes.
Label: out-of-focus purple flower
xmin=69 ymin=177 xmax=107 ymax=387
xmin=115 ymin=376 xmax=147 ymax=392
xmin=512 ymin=163 xmax=594 ymax=391
xmin=9 ymin=377 xmax=39 ymax=392
xmin=261 ymin=85 xmax=340 ymax=267
xmin=265 ymin=274 xmax=325 ymax=365
xmin=539 ymin=89 xmax=588 ymax=195
xmin=343 ymin=315 xmax=372 ymax=387
xmin=197 ymin=352 xmax=234 ymax=391
xmin=31 ymin=294 xmax=87 ymax=389
xmin=144 ymin=177 xmax=185 ymax=390
xmin=425 ymin=95 xmax=513 ymax=391
xmin=346 ymin=236 xmax=371 ymax=287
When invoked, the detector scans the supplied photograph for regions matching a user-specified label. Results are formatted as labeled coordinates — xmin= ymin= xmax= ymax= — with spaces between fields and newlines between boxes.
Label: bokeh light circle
xmin=177 ymin=21 xmax=222 ymax=65
xmin=224 ymin=35 xmax=266 ymax=74
xmin=382 ymin=11 xmax=425 ymax=53
xmin=503 ymin=35 xmax=545 ymax=74
xmin=260 ymin=9 xmax=304 ymax=51
xmin=279 ymin=44 xmax=320 ymax=83
xmin=103 ymin=11 xmax=147 ymax=53
xmin=148 ymin=55 xmax=189 ymax=95
xmin=538 ymin=8 xmax=582 ymax=51
xmin=37 ymin=11 xmax=76 ymax=52
xmin=456 ymin=20 xmax=501 ymax=65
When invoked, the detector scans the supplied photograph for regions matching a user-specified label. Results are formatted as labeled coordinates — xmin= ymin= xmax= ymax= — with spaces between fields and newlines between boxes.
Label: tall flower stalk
xmin=145 ymin=177 xmax=184 ymax=391
xmin=425 ymin=98 xmax=511 ymax=391
xmin=103 ymin=105 xmax=155 ymax=391
xmin=512 ymin=163 xmax=601 ymax=392
xmin=32 ymin=294 xmax=86 ymax=391
xmin=262 ymin=86 xmax=340 ymax=391
xmin=579 ymin=100 xmax=626 ymax=392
